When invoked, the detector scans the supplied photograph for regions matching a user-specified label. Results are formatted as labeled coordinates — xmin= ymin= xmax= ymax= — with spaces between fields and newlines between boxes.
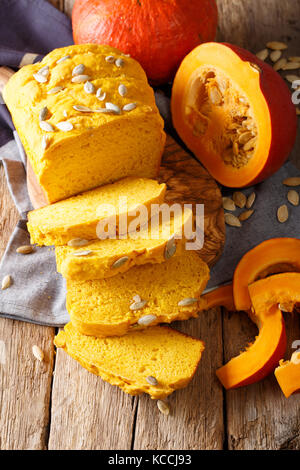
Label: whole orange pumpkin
xmin=72 ymin=0 xmax=218 ymax=85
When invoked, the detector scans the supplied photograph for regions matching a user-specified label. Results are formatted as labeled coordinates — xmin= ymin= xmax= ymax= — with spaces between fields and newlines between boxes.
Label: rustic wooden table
xmin=0 ymin=0 xmax=299 ymax=450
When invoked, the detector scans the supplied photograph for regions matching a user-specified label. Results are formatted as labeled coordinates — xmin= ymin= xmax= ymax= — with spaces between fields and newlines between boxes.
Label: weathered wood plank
xmin=64 ymin=0 xmax=74 ymax=16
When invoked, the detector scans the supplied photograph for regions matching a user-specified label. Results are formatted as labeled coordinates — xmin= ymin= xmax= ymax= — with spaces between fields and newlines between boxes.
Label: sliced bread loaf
xmin=66 ymin=251 xmax=209 ymax=337
xmin=55 ymin=207 xmax=192 ymax=280
xmin=54 ymin=322 xmax=205 ymax=399
xmin=27 ymin=177 xmax=166 ymax=246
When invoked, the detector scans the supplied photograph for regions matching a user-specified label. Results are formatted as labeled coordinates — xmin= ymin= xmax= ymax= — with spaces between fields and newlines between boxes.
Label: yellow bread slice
xmin=54 ymin=322 xmax=205 ymax=399
xmin=4 ymin=44 xmax=165 ymax=203
xmin=55 ymin=207 xmax=193 ymax=280
xmin=67 ymin=251 xmax=210 ymax=337
xmin=27 ymin=177 xmax=166 ymax=246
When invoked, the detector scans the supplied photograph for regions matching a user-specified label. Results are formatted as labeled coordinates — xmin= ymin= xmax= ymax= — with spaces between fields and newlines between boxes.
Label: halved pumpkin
xmin=233 ymin=238 xmax=300 ymax=311
xmin=216 ymin=305 xmax=286 ymax=389
xmin=275 ymin=352 xmax=300 ymax=398
xmin=171 ymin=42 xmax=297 ymax=187
xmin=201 ymin=284 xmax=235 ymax=311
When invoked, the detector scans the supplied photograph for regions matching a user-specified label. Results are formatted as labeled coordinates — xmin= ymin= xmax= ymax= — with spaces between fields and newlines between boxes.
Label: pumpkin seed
xmin=178 ymin=297 xmax=198 ymax=307
xmin=287 ymin=189 xmax=299 ymax=206
xmin=266 ymin=41 xmax=288 ymax=50
xmin=164 ymin=237 xmax=176 ymax=260
xmin=112 ymin=256 xmax=129 ymax=269
xmin=67 ymin=238 xmax=90 ymax=247
xmin=282 ymin=177 xmax=300 ymax=186
xmin=72 ymin=250 xmax=93 ymax=257
xmin=1 ymin=275 xmax=12 ymax=290
xmin=39 ymin=106 xmax=48 ymax=121
xmin=72 ymin=64 xmax=85 ymax=76
xmin=233 ymin=191 xmax=246 ymax=208
xmin=243 ymin=137 xmax=256 ymax=152
xmin=41 ymin=135 xmax=50 ymax=150
xmin=208 ymin=86 xmax=222 ymax=105
xmin=96 ymin=88 xmax=106 ymax=101
xmin=32 ymin=345 xmax=44 ymax=362
xmin=105 ymin=102 xmax=121 ymax=114
xmin=123 ymin=103 xmax=137 ymax=112
xmin=289 ymin=56 xmax=300 ymax=62
xmin=73 ymin=105 xmax=92 ymax=113
xmin=115 ymin=58 xmax=124 ymax=67
xmin=270 ymin=50 xmax=282 ymax=62
xmin=105 ymin=55 xmax=115 ymax=63
xmin=84 ymin=81 xmax=95 ymax=94
xmin=39 ymin=66 xmax=49 ymax=77
xmin=56 ymin=55 xmax=70 ymax=64
xmin=157 ymin=400 xmax=170 ymax=415
xmin=273 ymin=58 xmax=287 ymax=71
xmin=282 ymin=62 xmax=300 ymax=70
xmin=285 ymin=74 xmax=300 ymax=84
xmin=277 ymin=204 xmax=289 ymax=223
xmin=130 ymin=300 xmax=148 ymax=311
xmin=118 ymin=84 xmax=127 ymax=97
xmin=71 ymin=74 xmax=90 ymax=83
xmin=16 ymin=245 xmax=34 ymax=254
xmin=146 ymin=376 xmax=158 ymax=386
xmin=256 ymin=49 xmax=269 ymax=61
xmin=224 ymin=213 xmax=242 ymax=227
xmin=238 ymin=131 xmax=253 ymax=145
xmin=133 ymin=295 xmax=141 ymax=303
xmin=291 ymin=351 xmax=300 ymax=365
xmin=296 ymin=107 xmax=300 ymax=116
xmin=33 ymin=73 xmax=48 ymax=83
xmin=39 ymin=121 xmax=54 ymax=132
xmin=222 ymin=197 xmax=236 ymax=211
xmin=239 ymin=209 xmax=254 ymax=221
xmin=137 ymin=314 xmax=156 ymax=326
xmin=47 ymin=86 xmax=63 ymax=94
xmin=56 ymin=121 xmax=73 ymax=132
xmin=95 ymin=108 xmax=111 ymax=113
xmin=246 ymin=192 xmax=256 ymax=209
xmin=278 ymin=303 xmax=290 ymax=312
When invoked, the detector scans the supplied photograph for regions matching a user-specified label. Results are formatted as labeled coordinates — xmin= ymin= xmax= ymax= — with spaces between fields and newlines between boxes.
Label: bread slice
xmin=54 ymin=322 xmax=205 ymax=399
xmin=4 ymin=44 xmax=165 ymax=203
xmin=55 ymin=207 xmax=193 ymax=281
xmin=66 ymin=251 xmax=209 ymax=337
xmin=27 ymin=177 xmax=166 ymax=246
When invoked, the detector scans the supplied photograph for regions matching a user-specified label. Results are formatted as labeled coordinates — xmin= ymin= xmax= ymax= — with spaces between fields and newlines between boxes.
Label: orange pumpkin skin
xmin=171 ymin=42 xmax=297 ymax=187
xmin=72 ymin=0 xmax=218 ymax=85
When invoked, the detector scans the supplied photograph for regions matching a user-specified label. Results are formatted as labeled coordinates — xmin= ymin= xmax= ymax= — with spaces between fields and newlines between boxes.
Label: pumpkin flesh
xmin=201 ymin=284 xmax=235 ymax=311
xmin=275 ymin=353 xmax=300 ymax=398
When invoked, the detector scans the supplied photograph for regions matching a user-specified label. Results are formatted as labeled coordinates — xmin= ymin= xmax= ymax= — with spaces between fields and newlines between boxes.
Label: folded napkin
xmin=0 ymin=0 xmax=299 ymax=326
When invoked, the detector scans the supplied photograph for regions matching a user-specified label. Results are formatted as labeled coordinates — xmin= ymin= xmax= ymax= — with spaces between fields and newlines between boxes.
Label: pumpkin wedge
xmin=275 ymin=352 xmax=300 ymax=398
xmin=201 ymin=284 xmax=235 ymax=311
xmin=233 ymin=238 xmax=300 ymax=311
xmin=172 ymin=43 xmax=297 ymax=187
xmin=216 ymin=305 xmax=286 ymax=389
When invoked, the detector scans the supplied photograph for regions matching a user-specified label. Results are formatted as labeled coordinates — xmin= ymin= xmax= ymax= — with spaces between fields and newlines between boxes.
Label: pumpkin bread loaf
xmin=27 ymin=177 xmax=166 ymax=246
xmin=55 ymin=207 xmax=193 ymax=281
xmin=3 ymin=44 xmax=166 ymax=203
xmin=66 ymin=251 xmax=210 ymax=337
xmin=54 ymin=322 xmax=205 ymax=399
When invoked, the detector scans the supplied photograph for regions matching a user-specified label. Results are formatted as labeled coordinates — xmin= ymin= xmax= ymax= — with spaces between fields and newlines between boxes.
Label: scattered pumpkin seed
xmin=146 ymin=376 xmax=158 ymax=386
xmin=164 ymin=237 xmax=176 ymax=260
xmin=105 ymin=55 xmax=115 ymax=63
xmin=39 ymin=121 xmax=54 ymax=132
xmin=157 ymin=400 xmax=170 ymax=415
xmin=137 ymin=314 xmax=156 ymax=326
xmin=32 ymin=345 xmax=44 ymax=362
xmin=282 ymin=177 xmax=300 ymax=186
xmin=41 ymin=135 xmax=50 ymax=150
xmin=282 ymin=62 xmax=300 ymax=70
xmin=233 ymin=191 xmax=246 ymax=208
xmin=39 ymin=65 xmax=49 ymax=76
xmin=39 ymin=106 xmax=48 ymax=121
xmin=273 ymin=57 xmax=287 ymax=71
xmin=72 ymin=250 xmax=93 ymax=257
xmin=133 ymin=295 xmax=141 ymax=303
xmin=178 ymin=297 xmax=198 ymax=307
xmin=266 ymin=41 xmax=288 ymax=50
xmin=47 ymin=86 xmax=63 ymax=94
xmin=277 ymin=204 xmax=289 ymax=223
xmin=285 ymin=74 xmax=300 ymax=84
xmin=63 ymin=110 xmax=68 ymax=118
xmin=16 ymin=245 xmax=34 ymax=254
xmin=118 ymin=84 xmax=127 ymax=97
xmin=73 ymin=105 xmax=92 ymax=113
xmin=289 ymin=56 xmax=300 ymax=62
xmin=96 ymin=88 xmax=106 ymax=101
xmin=72 ymin=64 xmax=85 ymax=76
xmin=239 ymin=209 xmax=254 ymax=221
xmin=256 ymin=49 xmax=269 ymax=61
xmin=287 ymin=189 xmax=299 ymax=206
xmin=1 ymin=275 xmax=12 ymax=290
xmin=56 ymin=121 xmax=73 ymax=132
xmin=291 ymin=351 xmax=300 ymax=365
xmin=225 ymin=213 xmax=242 ymax=227
xmin=67 ymin=238 xmax=90 ymax=247
xmin=270 ymin=50 xmax=282 ymax=62
xmin=115 ymin=58 xmax=124 ymax=67
xmin=84 ymin=81 xmax=95 ymax=94
xmin=123 ymin=103 xmax=137 ymax=112
xmin=105 ymin=102 xmax=121 ymax=114
xmin=94 ymin=108 xmax=112 ymax=113
xmin=112 ymin=256 xmax=129 ymax=269
xmin=130 ymin=300 xmax=148 ymax=311
xmin=56 ymin=55 xmax=70 ymax=64
xmin=71 ymin=74 xmax=90 ymax=83
xmin=222 ymin=197 xmax=236 ymax=211
xmin=246 ymin=192 xmax=256 ymax=209
xmin=33 ymin=73 xmax=48 ymax=83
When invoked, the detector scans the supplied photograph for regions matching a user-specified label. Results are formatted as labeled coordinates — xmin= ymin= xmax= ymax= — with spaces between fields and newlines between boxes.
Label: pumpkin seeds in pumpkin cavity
xmin=118 ymin=84 xmax=127 ymax=97
xmin=72 ymin=64 xmax=85 ymax=76
xmin=130 ymin=300 xmax=148 ymax=311
xmin=47 ymin=86 xmax=63 ymax=95
xmin=222 ymin=197 xmax=236 ymax=211
xmin=146 ymin=376 xmax=158 ymax=386
xmin=246 ymin=192 xmax=256 ymax=209
xmin=277 ymin=204 xmax=289 ymax=223
xmin=115 ymin=58 xmax=124 ymax=67
xmin=105 ymin=55 xmax=115 ymax=63
xmin=233 ymin=191 xmax=246 ymax=208
xmin=123 ymin=103 xmax=137 ymax=112
xmin=157 ymin=400 xmax=170 ymax=415
xmin=84 ymin=81 xmax=95 ymax=94
xmin=2 ymin=275 xmax=12 ymax=290
xmin=67 ymin=238 xmax=90 ymax=247
xmin=105 ymin=102 xmax=121 ymax=114
xmin=39 ymin=121 xmax=54 ymax=132
xmin=56 ymin=121 xmax=73 ymax=132
xmin=73 ymin=105 xmax=92 ymax=113
xmin=71 ymin=74 xmax=90 ymax=83
xmin=266 ymin=41 xmax=288 ymax=50
xmin=96 ymin=88 xmax=106 ymax=101
xmin=16 ymin=245 xmax=34 ymax=254
xmin=72 ymin=250 xmax=93 ymax=257
xmin=112 ymin=256 xmax=129 ymax=269
xmin=224 ymin=213 xmax=242 ymax=227
xmin=287 ymin=190 xmax=299 ymax=206
xmin=137 ymin=314 xmax=156 ymax=326
xmin=283 ymin=177 xmax=300 ymax=186
xmin=256 ymin=49 xmax=269 ymax=61
xmin=39 ymin=106 xmax=48 ymax=121
xmin=239 ymin=210 xmax=254 ymax=221
xmin=32 ymin=345 xmax=44 ymax=362
xmin=56 ymin=55 xmax=70 ymax=64
xmin=178 ymin=298 xmax=198 ymax=307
